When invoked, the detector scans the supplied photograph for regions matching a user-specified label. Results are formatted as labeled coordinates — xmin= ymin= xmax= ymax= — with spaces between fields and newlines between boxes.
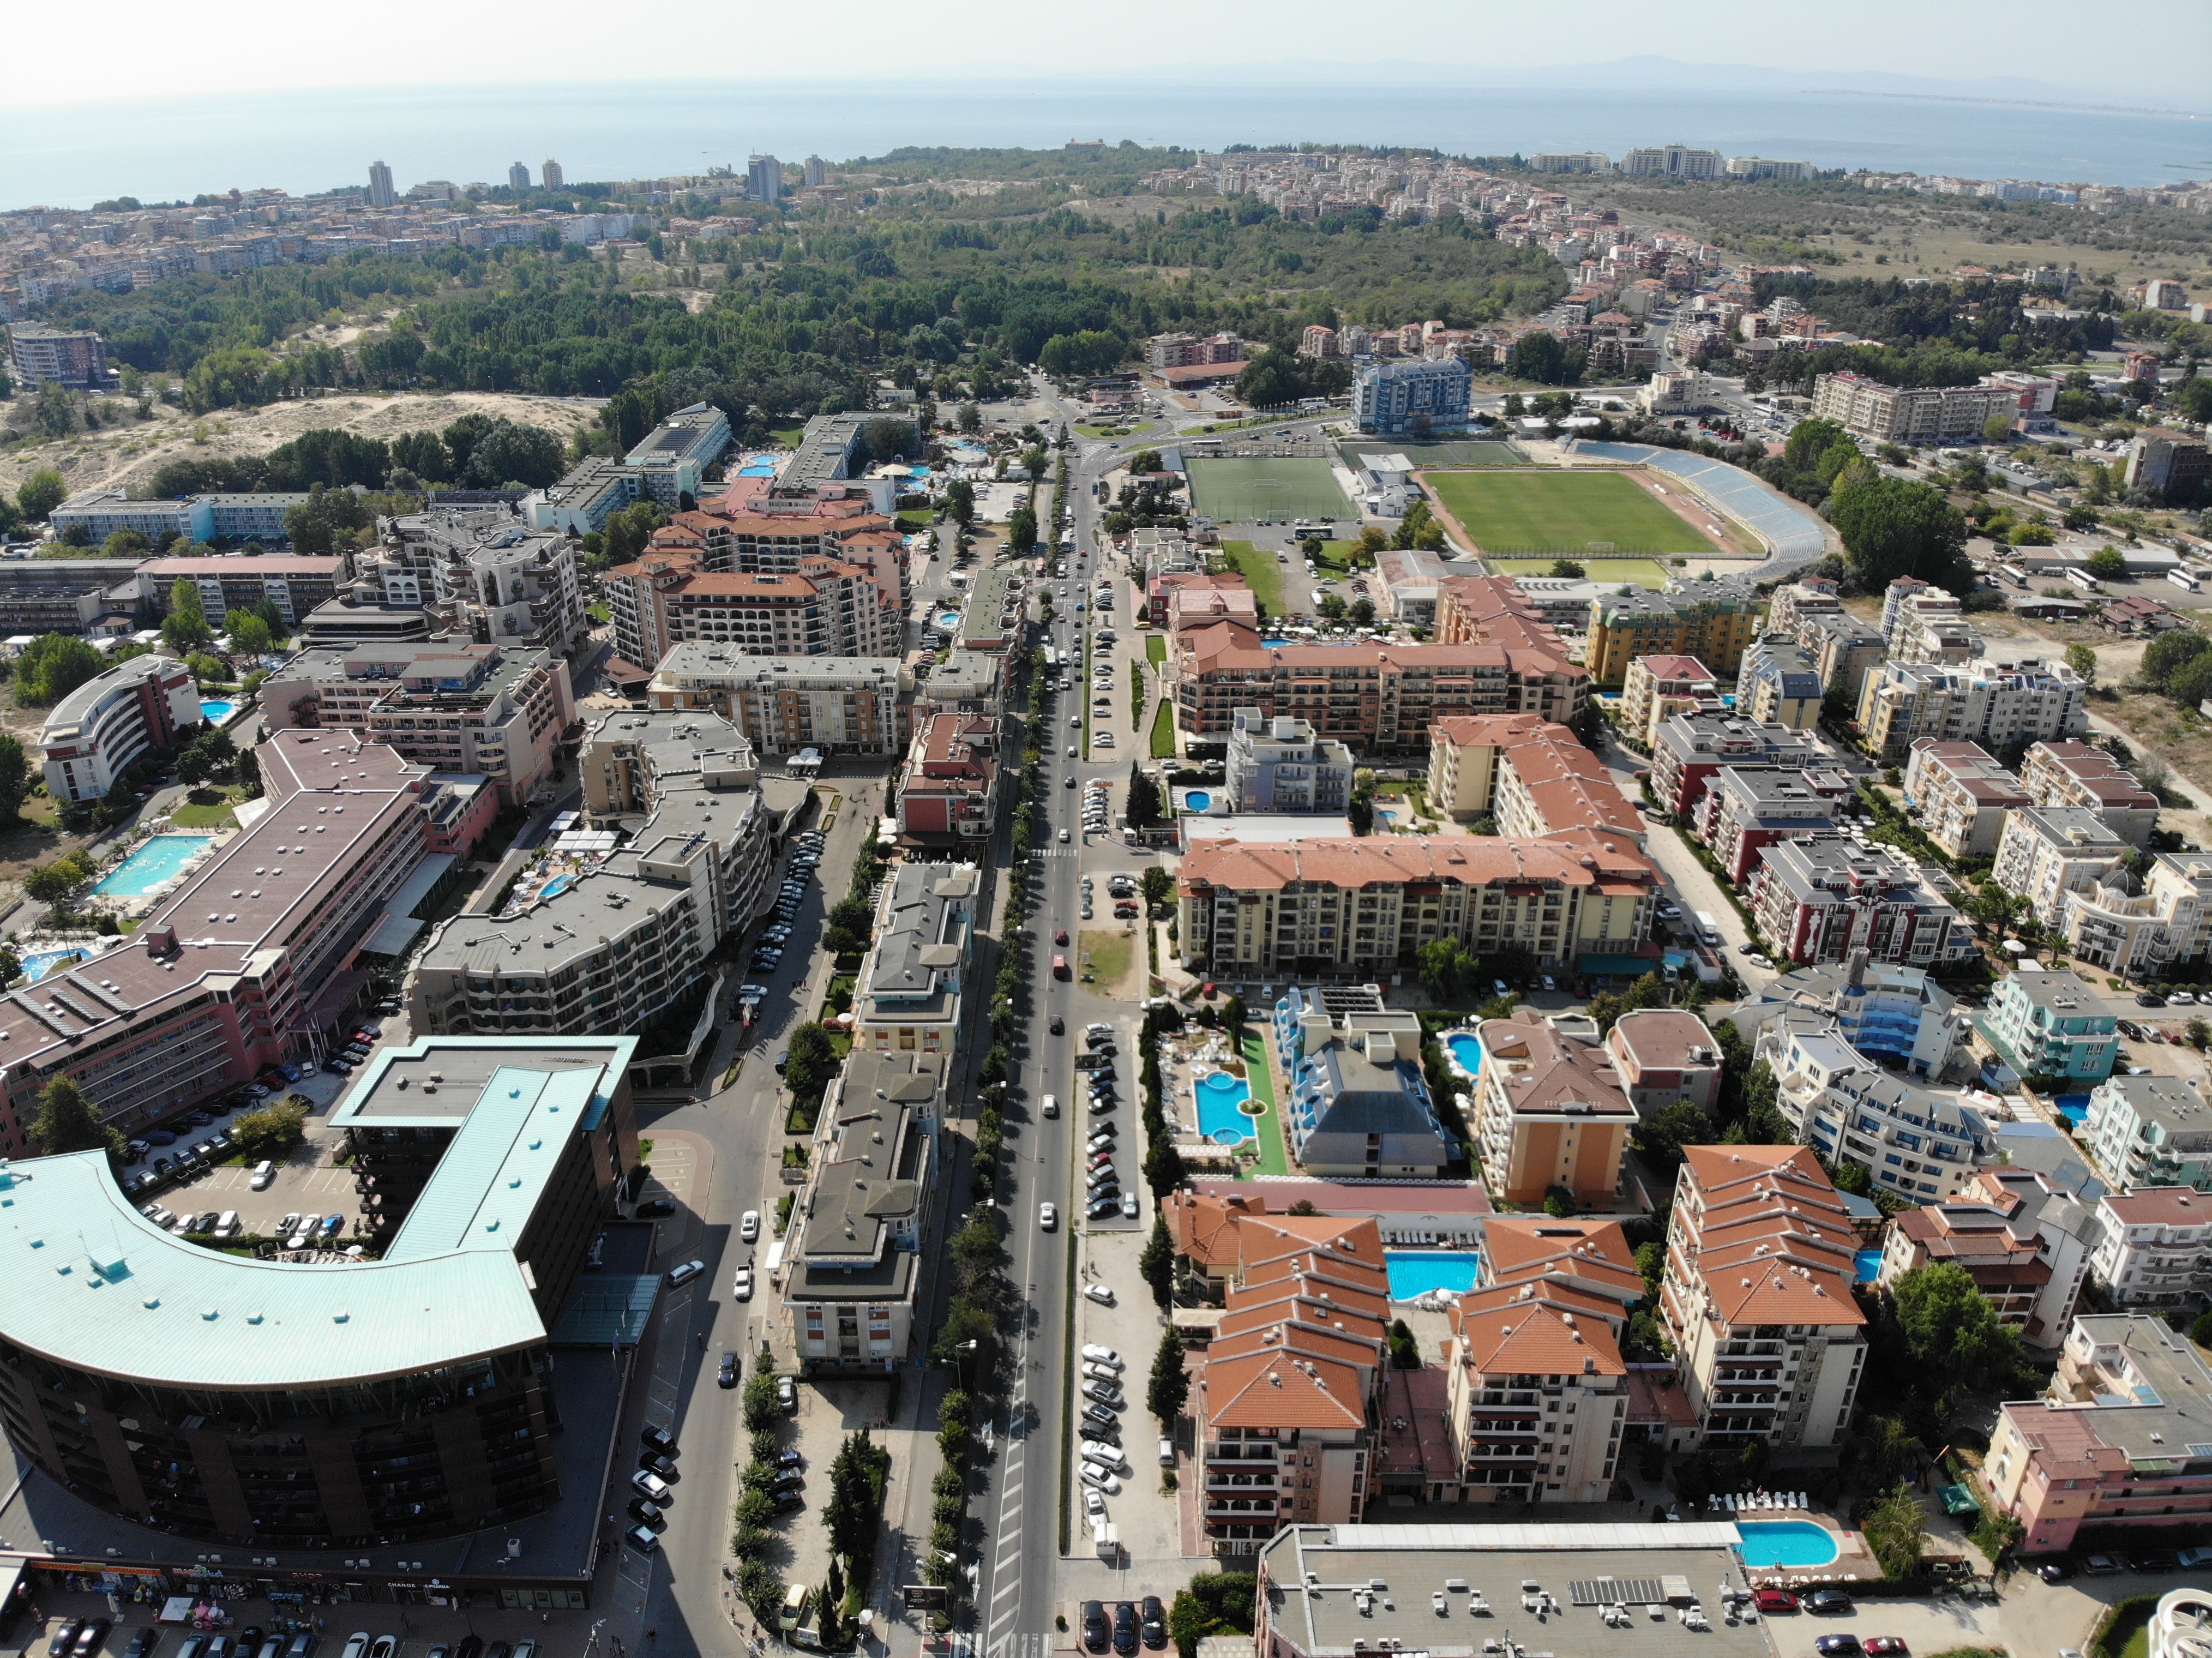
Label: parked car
xmin=777 ymin=1375 xmax=797 ymax=1412
xmin=636 ymin=1198 xmax=677 ymax=1217
xmin=1141 ymin=1598 xmax=1167 ymax=1650
xmin=1082 ymin=1344 xmax=1122 ymax=1366
xmin=1806 ymin=1590 xmax=1854 ymax=1614
xmin=1083 ymin=1604 xmax=1111 ymax=1654
xmin=1754 ymin=1589 xmax=1798 ymax=1613
xmin=1813 ymin=1639 xmax=1861 ymax=1657
xmin=666 ymin=1260 xmax=705 ymax=1287
xmin=718 ymin=1351 xmax=740 ymax=1389
xmin=1864 ymin=1641 xmax=1909 ymax=1656
xmin=1114 ymin=1601 xmax=1139 ymax=1656
xmin=732 ymin=1267 xmax=755 ymax=1301
xmin=623 ymin=1524 xmax=660 ymax=1553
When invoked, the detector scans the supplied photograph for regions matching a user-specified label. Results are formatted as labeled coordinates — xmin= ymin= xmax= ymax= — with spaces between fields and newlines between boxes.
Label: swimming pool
xmin=21 ymin=949 xmax=86 ymax=982
xmin=539 ymin=874 xmax=575 ymax=900
xmin=936 ymin=611 xmax=963 ymax=628
xmin=738 ymin=460 xmax=779 ymax=477
xmin=1386 ymin=1251 xmax=1483 ymax=1301
xmin=1445 ymin=1032 xmax=1484 ymax=1078
xmin=1194 ymin=1071 xmax=1255 ymax=1144
xmin=1735 ymin=1521 xmax=1840 ymax=1569
xmin=200 ymin=699 xmax=235 ymax=724
xmin=2055 ymin=1092 xmax=2091 ymax=1127
xmin=1855 ymin=1249 xmax=1882 ymax=1283
xmin=1185 ymin=791 xmax=1213 ymax=812
xmin=93 ymin=834 xmax=213 ymax=897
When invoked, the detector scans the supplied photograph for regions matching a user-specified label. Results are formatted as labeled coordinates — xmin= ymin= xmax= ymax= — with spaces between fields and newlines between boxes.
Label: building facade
xmin=1812 ymin=371 xmax=2022 ymax=444
xmin=1224 ymin=708 xmax=1356 ymax=814
xmin=1583 ymin=579 xmax=1761 ymax=683
xmin=37 ymin=652 xmax=203 ymax=803
xmin=1901 ymin=740 xmax=2031 ymax=859
xmin=1351 ymin=357 xmax=1472 ymax=435
xmin=1747 ymin=837 xmax=1971 ymax=969
xmin=1471 ymin=1012 xmax=1637 ymax=1206
xmin=648 ymin=642 xmax=912 ymax=757
xmin=1981 ymin=968 xmax=2120 ymax=1085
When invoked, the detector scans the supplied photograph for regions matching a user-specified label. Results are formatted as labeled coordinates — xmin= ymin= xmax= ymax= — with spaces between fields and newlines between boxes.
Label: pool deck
xmin=1711 ymin=1507 xmax=1874 ymax=1588
xmin=1239 ymin=1029 xmax=1289 ymax=1176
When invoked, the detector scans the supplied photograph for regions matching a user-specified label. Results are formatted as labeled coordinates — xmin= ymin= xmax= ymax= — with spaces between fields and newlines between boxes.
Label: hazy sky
xmin=17 ymin=0 xmax=2210 ymax=109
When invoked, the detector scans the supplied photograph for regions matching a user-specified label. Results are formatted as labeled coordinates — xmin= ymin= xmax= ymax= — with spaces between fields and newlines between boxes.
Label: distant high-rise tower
xmin=748 ymin=154 xmax=781 ymax=205
xmin=367 ymin=160 xmax=396 ymax=209
xmin=803 ymin=154 xmax=826 ymax=188
xmin=541 ymin=158 xmax=564 ymax=190
xmin=508 ymin=161 xmax=531 ymax=190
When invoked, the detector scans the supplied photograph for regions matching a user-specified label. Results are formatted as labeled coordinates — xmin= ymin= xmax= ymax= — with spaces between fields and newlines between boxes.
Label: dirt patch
xmin=0 ymin=390 xmax=601 ymax=501
xmin=1078 ymin=927 xmax=1144 ymax=1002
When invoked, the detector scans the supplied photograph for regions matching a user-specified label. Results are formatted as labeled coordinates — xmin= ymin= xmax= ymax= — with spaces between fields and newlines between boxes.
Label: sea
xmin=2 ymin=80 xmax=2204 ymax=211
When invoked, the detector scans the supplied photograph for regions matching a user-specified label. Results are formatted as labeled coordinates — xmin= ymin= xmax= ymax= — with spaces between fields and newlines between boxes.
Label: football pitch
xmin=1424 ymin=468 xmax=1718 ymax=557
xmin=1186 ymin=457 xmax=1354 ymax=524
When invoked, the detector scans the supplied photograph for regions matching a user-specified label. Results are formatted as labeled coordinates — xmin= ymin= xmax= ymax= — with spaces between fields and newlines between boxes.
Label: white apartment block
xmin=648 ymin=642 xmax=912 ymax=758
xmin=2058 ymin=852 xmax=2212 ymax=977
xmin=1812 ymin=371 xmax=2022 ymax=445
xmin=2090 ymin=1188 xmax=2212 ymax=1312
xmin=1658 ymin=1146 xmax=1868 ymax=1449
xmin=1993 ymin=806 xmax=2130 ymax=926
xmin=1857 ymin=654 xmax=2088 ymax=762
xmin=37 ymin=653 xmax=203 ymax=804
xmin=2019 ymin=741 xmax=2161 ymax=848
xmin=1760 ymin=1013 xmax=1995 ymax=1201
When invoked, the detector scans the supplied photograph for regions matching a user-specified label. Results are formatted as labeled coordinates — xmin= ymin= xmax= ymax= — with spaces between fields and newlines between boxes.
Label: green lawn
xmin=1145 ymin=634 xmax=1168 ymax=667
xmin=1149 ymin=697 xmax=1179 ymax=760
xmin=1237 ymin=1031 xmax=1289 ymax=1177
xmin=771 ymin=426 xmax=806 ymax=448
xmin=1426 ymin=468 xmax=1716 ymax=557
xmin=1186 ymin=456 xmax=1354 ymax=524
xmin=169 ymin=802 xmax=238 ymax=828
xmin=1485 ymin=556 xmax=1674 ymax=587
xmin=1216 ymin=540 xmax=1285 ymax=611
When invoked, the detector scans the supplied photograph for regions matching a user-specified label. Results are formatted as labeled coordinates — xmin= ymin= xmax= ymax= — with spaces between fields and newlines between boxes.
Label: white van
xmin=214 ymin=1210 xmax=241 ymax=1238
xmin=1041 ymin=1094 xmax=1059 ymax=1118
xmin=250 ymin=1160 xmax=275 ymax=1190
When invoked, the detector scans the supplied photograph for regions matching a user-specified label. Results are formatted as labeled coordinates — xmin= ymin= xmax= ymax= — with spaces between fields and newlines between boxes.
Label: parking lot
xmin=1757 ymin=1562 xmax=2136 ymax=1658
xmin=1068 ymin=1223 xmax=1187 ymax=1572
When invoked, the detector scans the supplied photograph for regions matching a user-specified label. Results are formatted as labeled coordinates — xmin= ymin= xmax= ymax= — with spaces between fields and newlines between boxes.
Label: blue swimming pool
xmin=1445 ymin=1032 xmax=1484 ymax=1077
xmin=539 ymin=874 xmax=575 ymax=900
xmin=1386 ymin=1251 xmax=1484 ymax=1301
xmin=21 ymin=949 xmax=86 ymax=982
xmin=200 ymin=699 xmax=235 ymax=724
xmin=1855 ymin=1249 xmax=1882 ymax=1283
xmin=1736 ymin=1521 xmax=1840 ymax=1569
xmin=94 ymin=834 xmax=213 ymax=897
xmin=936 ymin=611 xmax=962 ymax=628
xmin=2055 ymin=1092 xmax=2091 ymax=1127
xmin=738 ymin=460 xmax=779 ymax=476
xmin=1194 ymin=1071 xmax=1254 ymax=1144
xmin=1186 ymin=791 xmax=1213 ymax=812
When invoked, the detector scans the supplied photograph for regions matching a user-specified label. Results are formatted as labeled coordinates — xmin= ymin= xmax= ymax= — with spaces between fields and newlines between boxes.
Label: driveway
xmin=1762 ymin=1565 xmax=2149 ymax=1658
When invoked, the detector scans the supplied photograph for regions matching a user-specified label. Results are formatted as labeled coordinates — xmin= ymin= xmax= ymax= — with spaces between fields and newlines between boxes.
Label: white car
xmin=250 ymin=1159 xmax=276 ymax=1190
xmin=1083 ymin=1283 xmax=1116 ymax=1306
xmin=1059 ymin=828 xmax=1072 ymax=843
xmin=1082 ymin=1344 xmax=1123 ymax=1367
xmin=732 ymin=1267 xmax=755 ymax=1301
xmin=1084 ymin=1486 xmax=1108 ymax=1522
xmin=1083 ymin=1361 xmax=1121 ymax=1383
xmin=1078 ymin=1463 xmax=1121 ymax=1494
xmin=741 ymin=1210 xmax=760 ymax=1242
xmin=1040 ymin=1202 xmax=1058 ymax=1230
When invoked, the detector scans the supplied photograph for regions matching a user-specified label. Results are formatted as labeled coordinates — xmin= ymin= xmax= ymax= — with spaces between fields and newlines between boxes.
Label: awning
xmin=359 ymin=853 xmax=458 ymax=956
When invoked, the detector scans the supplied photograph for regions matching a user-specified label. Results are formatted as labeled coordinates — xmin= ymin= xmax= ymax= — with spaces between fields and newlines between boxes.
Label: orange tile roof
xmin=1203 ymin=1349 xmax=1368 ymax=1429
xmin=1474 ymin=1014 xmax=1636 ymax=1122
xmin=1454 ymin=1302 xmax=1626 ymax=1377
xmin=1676 ymin=1145 xmax=1866 ymax=1330
xmin=1165 ymin=1190 xmax=1268 ymax=1270
xmin=1179 ymin=830 xmax=1656 ymax=900
xmin=1176 ymin=620 xmax=1577 ymax=680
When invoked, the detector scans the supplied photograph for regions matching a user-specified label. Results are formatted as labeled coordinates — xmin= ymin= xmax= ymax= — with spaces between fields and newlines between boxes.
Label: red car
xmin=1055 ymin=929 xmax=1069 ymax=945
xmin=1753 ymin=1589 xmax=1798 ymax=1614
xmin=1864 ymin=1642 xmax=1908 ymax=1656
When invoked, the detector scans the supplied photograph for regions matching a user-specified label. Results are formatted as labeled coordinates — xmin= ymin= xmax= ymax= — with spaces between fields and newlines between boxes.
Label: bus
xmin=2065 ymin=566 xmax=2101 ymax=594
xmin=1997 ymin=563 xmax=2030 ymax=588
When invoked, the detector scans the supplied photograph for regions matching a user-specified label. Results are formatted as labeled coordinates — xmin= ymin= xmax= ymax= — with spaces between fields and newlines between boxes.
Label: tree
xmin=1140 ymin=865 xmax=1175 ymax=912
xmin=1388 ymin=1318 xmax=1421 ymax=1368
xmin=2188 ymin=1018 xmax=2210 ymax=1052
xmin=0 ymin=734 xmax=31 ymax=822
xmin=1140 ymin=1211 xmax=1175 ymax=1306
xmin=1634 ymin=1240 xmax=1666 ymax=1292
xmin=14 ymin=634 xmax=103 ymax=707
xmin=1349 ymin=599 xmax=1375 ymax=626
xmin=16 ymin=469 xmax=67 ymax=522
xmin=1829 ymin=474 xmax=1972 ymax=592
xmin=1169 ymin=1575 xmax=1259 ymax=1658
xmin=1549 ymin=559 xmax=1586 ymax=579
xmin=177 ymin=729 xmax=238 ymax=785
xmin=229 ymin=1098 xmax=309 ymax=1161
xmin=1859 ymin=1483 xmax=1927 ymax=1579
xmin=281 ymin=483 xmax=374 ymax=557
xmin=2085 ymin=546 xmax=2129 ymax=581
xmin=822 ymin=895 xmax=875 ymax=958
xmin=1637 ymin=1101 xmax=1713 ymax=1170
xmin=160 ymin=578 xmax=214 ymax=654
xmin=229 ymin=611 xmax=274 ymax=656
xmin=783 ymin=1022 xmax=839 ymax=1106
xmin=2143 ymin=628 xmax=2212 ymax=691
xmin=1892 ymin=1260 xmax=2024 ymax=1415
xmin=602 ymin=500 xmax=671 ymax=566
xmin=1127 ymin=765 xmax=1163 ymax=831
xmin=1147 ymin=1325 xmax=1190 ymax=1425
xmin=742 ymin=1371 xmax=782 ymax=1432
xmin=1007 ymin=505 xmax=1038 ymax=556
xmin=2064 ymin=642 xmax=2098 ymax=686
xmin=30 ymin=1076 xmax=125 ymax=1163
xmin=1415 ymin=936 xmax=1481 ymax=1003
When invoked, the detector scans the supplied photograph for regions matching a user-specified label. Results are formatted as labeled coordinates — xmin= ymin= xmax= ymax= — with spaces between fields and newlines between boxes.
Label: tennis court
xmin=1186 ymin=457 xmax=1354 ymax=524
xmin=1426 ymin=468 xmax=1719 ymax=557
xmin=1485 ymin=556 xmax=1673 ymax=588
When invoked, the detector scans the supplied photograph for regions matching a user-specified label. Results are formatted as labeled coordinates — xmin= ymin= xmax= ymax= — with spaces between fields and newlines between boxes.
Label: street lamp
xmin=953 ymin=1338 xmax=979 ymax=1393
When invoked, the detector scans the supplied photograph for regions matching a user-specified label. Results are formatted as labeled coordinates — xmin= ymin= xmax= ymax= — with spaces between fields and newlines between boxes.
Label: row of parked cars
xmin=1080 ymin=1596 xmax=1165 ymax=1655
xmin=41 ymin=1626 xmax=532 ymax=1658
xmin=750 ymin=831 xmax=825 ymax=974
xmin=120 ymin=1084 xmax=313 ymax=1201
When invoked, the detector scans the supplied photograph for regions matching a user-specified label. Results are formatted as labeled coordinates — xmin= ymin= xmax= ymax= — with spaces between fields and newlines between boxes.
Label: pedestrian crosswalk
xmin=987 ymin=1635 xmax=1050 ymax=1658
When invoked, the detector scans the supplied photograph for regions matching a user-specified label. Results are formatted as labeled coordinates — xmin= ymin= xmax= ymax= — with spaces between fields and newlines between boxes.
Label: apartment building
xmin=7 ymin=322 xmax=107 ymax=388
xmin=1649 ymin=711 xmax=1829 ymax=819
xmin=603 ymin=548 xmax=898 ymax=666
xmin=139 ymin=552 xmax=351 ymax=628
xmin=1279 ymin=1003 xmax=1451 ymax=1176
xmin=54 ymin=489 xmax=326 ymax=548
xmin=2059 ymin=851 xmax=2212 ymax=978
xmin=1658 ymin=1146 xmax=1867 ymax=1449
xmin=1767 ymin=578 xmax=1843 ymax=640
xmin=782 ymin=1049 xmax=936 ymax=1374
xmin=648 ymin=642 xmax=911 ymax=757
xmin=1761 ymin=1013 xmax=1994 ymax=1199
xmin=1224 ymin=708 xmax=1356 ymax=814
xmin=1584 ymin=579 xmax=1762 ymax=683
xmin=259 ymin=640 xmax=576 ymax=807
xmin=1739 ymin=636 xmax=1825 ymax=729
xmin=1877 ymin=1167 xmax=2096 ymax=1345
xmin=408 ymin=725 xmax=773 ymax=1037
xmin=1351 ymin=356 xmax=1472 ymax=435
xmin=1692 ymin=766 xmax=1847 ymax=884
xmin=370 ymin=510 xmax=588 ymax=656
xmin=1982 ymin=968 xmax=2120 ymax=1085
xmin=2127 ymin=430 xmax=2211 ymax=503
xmin=600 ymin=548 xmax=700 ymax=671
xmin=1442 ymin=1216 xmax=1637 ymax=1504
xmin=1902 ymin=740 xmax=2031 ymax=858
xmin=2082 ymin=1073 xmax=2212 ymax=1193
xmin=1623 ymin=144 xmax=1722 ymax=179
xmin=0 ymin=733 xmax=432 ymax=1152
xmin=37 ymin=652 xmax=203 ymax=803
xmin=1605 ymin=1008 xmax=1724 ymax=1117
xmin=851 ymin=863 xmax=979 ymax=1064
xmin=0 ymin=558 xmax=146 ymax=635
xmin=1799 ymin=612 xmax=1889 ymax=704
xmin=897 ymin=713 xmax=1001 ymax=846
xmin=1431 ymin=574 xmax=1584 ymax=658
xmin=2088 ymin=1188 xmax=2212 ymax=1311
xmin=1994 ymin=807 xmax=2130 ymax=927
xmin=1176 ymin=832 xmax=1658 ymax=980
xmin=1741 ymin=957 xmax=1966 ymax=1079
xmin=2020 ymin=741 xmax=2161 ymax=848
xmin=1749 ymin=837 xmax=1971 ymax=969
xmin=1146 ymin=332 xmax=1247 ymax=369
xmin=1191 ymin=1212 xmax=1391 ymax=1555
xmin=1426 ymin=712 xmax=1637 ymax=845
xmin=576 ymin=705 xmax=759 ymax=820
xmin=1812 ymin=371 xmax=2021 ymax=445
xmin=1174 ymin=623 xmax=1585 ymax=749
xmin=1858 ymin=654 xmax=2088 ymax=762
xmin=1618 ymin=653 xmax=1720 ymax=747
xmin=1982 ymin=1314 xmax=2212 ymax=1554
xmin=1471 ymin=1012 xmax=1637 ymax=1207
